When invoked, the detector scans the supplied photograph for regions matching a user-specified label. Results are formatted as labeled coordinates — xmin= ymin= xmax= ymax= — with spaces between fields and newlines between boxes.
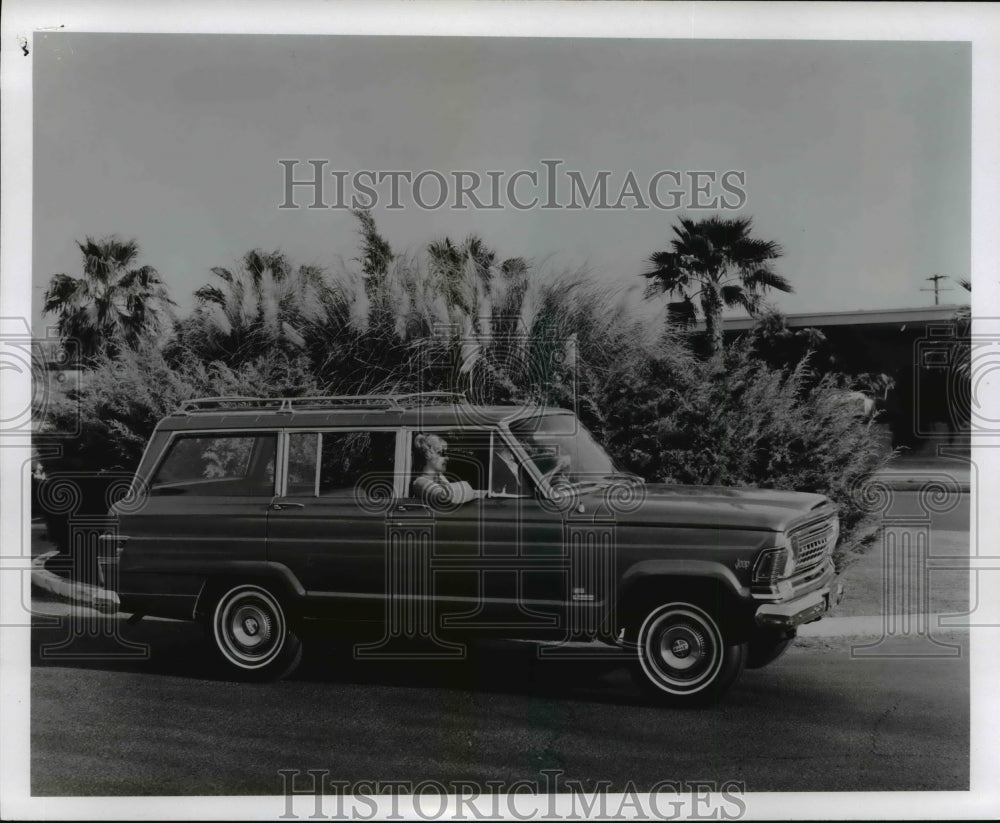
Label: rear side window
xmin=150 ymin=433 xmax=277 ymax=496
xmin=286 ymin=431 xmax=396 ymax=497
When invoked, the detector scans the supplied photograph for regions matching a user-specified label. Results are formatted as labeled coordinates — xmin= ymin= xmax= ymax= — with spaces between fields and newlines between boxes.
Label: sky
xmin=31 ymin=33 xmax=971 ymax=329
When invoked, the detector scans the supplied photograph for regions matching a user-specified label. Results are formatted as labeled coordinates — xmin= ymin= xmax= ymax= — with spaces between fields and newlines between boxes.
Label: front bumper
xmin=754 ymin=580 xmax=845 ymax=629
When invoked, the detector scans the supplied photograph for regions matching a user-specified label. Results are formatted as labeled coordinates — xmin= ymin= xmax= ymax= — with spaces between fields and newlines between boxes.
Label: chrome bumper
xmin=754 ymin=581 xmax=844 ymax=629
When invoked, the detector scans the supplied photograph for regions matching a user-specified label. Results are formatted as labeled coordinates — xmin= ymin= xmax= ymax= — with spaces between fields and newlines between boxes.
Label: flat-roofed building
xmin=715 ymin=305 xmax=969 ymax=449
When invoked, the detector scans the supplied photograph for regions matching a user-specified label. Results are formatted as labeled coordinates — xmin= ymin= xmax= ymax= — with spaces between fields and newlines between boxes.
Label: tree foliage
xmin=747 ymin=309 xmax=825 ymax=372
xmin=43 ymin=236 xmax=174 ymax=364
xmin=168 ymin=249 xmax=329 ymax=366
xmin=42 ymin=346 xmax=322 ymax=475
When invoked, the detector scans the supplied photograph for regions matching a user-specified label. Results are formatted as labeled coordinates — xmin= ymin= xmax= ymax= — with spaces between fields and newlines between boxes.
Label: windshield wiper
xmin=555 ymin=473 xmax=644 ymax=492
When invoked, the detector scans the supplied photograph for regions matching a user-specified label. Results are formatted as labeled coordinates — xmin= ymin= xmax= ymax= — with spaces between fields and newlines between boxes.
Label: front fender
xmin=616 ymin=559 xmax=756 ymax=640
xmin=618 ymin=558 xmax=750 ymax=602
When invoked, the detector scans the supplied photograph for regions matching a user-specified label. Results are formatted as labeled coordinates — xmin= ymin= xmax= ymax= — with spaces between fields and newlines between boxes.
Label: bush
xmin=601 ymin=339 xmax=893 ymax=570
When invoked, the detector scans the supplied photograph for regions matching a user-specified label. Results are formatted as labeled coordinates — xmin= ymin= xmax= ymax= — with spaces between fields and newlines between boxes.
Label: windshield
xmin=507 ymin=414 xmax=633 ymax=488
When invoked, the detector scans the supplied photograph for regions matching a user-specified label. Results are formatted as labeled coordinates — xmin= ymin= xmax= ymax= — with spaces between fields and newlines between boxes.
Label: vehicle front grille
xmin=791 ymin=518 xmax=835 ymax=572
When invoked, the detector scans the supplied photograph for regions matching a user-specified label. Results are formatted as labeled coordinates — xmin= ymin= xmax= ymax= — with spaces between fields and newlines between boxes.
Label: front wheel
xmin=631 ymin=602 xmax=746 ymax=705
xmin=211 ymin=584 xmax=303 ymax=681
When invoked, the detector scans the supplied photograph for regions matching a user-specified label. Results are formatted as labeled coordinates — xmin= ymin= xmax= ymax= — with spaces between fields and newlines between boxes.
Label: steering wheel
xmin=539 ymin=454 xmax=572 ymax=486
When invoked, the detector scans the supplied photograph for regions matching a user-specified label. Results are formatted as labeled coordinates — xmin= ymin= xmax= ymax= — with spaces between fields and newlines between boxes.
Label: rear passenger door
xmin=117 ymin=430 xmax=277 ymax=619
xmin=265 ymin=428 xmax=399 ymax=620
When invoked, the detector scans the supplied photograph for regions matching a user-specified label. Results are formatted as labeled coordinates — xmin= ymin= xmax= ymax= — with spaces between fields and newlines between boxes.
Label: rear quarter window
xmin=150 ymin=433 xmax=277 ymax=496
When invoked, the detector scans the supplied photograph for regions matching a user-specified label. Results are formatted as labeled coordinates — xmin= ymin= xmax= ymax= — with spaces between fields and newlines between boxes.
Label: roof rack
xmin=172 ymin=392 xmax=468 ymax=416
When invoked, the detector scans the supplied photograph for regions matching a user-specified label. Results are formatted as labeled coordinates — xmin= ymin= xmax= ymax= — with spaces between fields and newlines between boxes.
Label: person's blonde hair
xmin=414 ymin=433 xmax=446 ymax=458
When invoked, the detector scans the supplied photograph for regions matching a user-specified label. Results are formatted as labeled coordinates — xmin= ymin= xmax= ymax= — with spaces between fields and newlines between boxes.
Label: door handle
xmin=270 ymin=502 xmax=305 ymax=511
xmin=392 ymin=503 xmax=432 ymax=516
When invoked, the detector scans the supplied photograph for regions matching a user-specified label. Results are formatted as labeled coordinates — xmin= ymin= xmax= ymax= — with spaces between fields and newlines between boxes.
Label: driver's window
xmin=409 ymin=430 xmax=531 ymax=500
xmin=410 ymin=430 xmax=488 ymax=497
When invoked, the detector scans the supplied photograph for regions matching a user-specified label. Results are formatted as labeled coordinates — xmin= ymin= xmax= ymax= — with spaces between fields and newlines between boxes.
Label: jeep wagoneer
xmin=107 ymin=394 xmax=843 ymax=704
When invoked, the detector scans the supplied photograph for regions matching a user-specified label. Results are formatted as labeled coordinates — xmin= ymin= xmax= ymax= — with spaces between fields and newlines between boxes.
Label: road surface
xmin=30 ymin=613 xmax=968 ymax=796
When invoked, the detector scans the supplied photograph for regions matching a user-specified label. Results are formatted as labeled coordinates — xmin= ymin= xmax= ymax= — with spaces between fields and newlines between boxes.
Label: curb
xmin=870 ymin=474 xmax=970 ymax=493
xmin=797 ymin=613 xmax=970 ymax=638
xmin=31 ymin=550 xmax=120 ymax=614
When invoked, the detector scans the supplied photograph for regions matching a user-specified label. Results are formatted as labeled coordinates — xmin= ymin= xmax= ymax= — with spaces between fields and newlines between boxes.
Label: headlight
xmin=753 ymin=538 xmax=795 ymax=584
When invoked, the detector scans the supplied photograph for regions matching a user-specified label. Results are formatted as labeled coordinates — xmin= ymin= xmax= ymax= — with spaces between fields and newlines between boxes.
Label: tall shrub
xmin=602 ymin=339 xmax=893 ymax=568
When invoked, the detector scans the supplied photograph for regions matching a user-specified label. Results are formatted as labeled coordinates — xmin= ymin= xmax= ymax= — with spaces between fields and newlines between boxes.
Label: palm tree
xmin=643 ymin=216 xmax=791 ymax=354
xmin=43 ymin=236 xmax=174 ymax=364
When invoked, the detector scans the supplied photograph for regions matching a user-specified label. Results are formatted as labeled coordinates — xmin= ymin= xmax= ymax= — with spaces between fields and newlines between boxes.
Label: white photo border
xmin=2 ymin=1 xmax=998 ymax=820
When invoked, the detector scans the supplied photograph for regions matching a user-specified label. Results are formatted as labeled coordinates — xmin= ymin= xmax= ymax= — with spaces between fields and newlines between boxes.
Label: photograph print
xmin=2 ymin=2 xmax=996 ymax=821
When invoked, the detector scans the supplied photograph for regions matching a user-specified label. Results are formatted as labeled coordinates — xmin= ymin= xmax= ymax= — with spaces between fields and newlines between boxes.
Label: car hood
xmin=594 ymin=483 xmax=833 ymax=532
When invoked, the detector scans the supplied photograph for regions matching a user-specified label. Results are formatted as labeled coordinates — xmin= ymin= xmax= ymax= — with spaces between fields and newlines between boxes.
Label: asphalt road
xmin=30 ymin=614 xmax=968 ymax=796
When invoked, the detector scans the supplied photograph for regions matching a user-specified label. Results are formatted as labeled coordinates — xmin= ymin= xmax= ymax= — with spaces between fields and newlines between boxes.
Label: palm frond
xmin=742 ymin=266 xmax=793 ymax=294
xmin=719 ymin=284 xmax=746 ymax=306
xmin=43 ymin=274 xmax=88 ymax=314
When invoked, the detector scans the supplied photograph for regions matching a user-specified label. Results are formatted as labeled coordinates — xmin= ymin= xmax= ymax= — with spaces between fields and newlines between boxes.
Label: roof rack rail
xmin=172 ymin=392 xmax=469 ymax=416
xmin=391 ymin=391 xmax=467 ymax=404
xmin=173 ymin=397 xmax=284 ymax=415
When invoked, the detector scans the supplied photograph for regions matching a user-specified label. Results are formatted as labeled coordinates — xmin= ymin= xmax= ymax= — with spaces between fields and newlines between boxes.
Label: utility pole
xmin=920 ymin=274 xmax=953 ymax=306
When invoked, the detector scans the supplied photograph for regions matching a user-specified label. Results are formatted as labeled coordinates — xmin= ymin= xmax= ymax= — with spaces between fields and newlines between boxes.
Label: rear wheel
xmin=631 ymin=602 xmax=746 ymax=705
xmin=211 ymin=583 xmax=302 ymax=681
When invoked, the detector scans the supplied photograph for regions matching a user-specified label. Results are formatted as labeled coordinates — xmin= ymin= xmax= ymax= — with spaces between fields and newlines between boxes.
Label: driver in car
xmin=412 ymin=433 xmax=483 ymax=505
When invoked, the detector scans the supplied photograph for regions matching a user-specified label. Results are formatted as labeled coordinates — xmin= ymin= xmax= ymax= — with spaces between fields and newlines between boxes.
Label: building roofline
xmin=716 ymin=304 xmax=967 ymax=331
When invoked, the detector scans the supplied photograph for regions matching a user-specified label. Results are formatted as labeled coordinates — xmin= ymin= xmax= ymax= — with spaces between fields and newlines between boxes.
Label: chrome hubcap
xmin=639 ymin=604 xmax=724 ymax=694
xmin=658 ymin=624 xmax=708 ymax=673
xmin=215 ymin=587 xmax=285 ymax=668
xmin=231 ymin=605 xmax=271 ymax=650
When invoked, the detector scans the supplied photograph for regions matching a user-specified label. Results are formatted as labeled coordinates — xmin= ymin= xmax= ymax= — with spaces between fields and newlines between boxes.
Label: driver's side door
xmin=403 ymin=428 xmax=569 ymax=632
